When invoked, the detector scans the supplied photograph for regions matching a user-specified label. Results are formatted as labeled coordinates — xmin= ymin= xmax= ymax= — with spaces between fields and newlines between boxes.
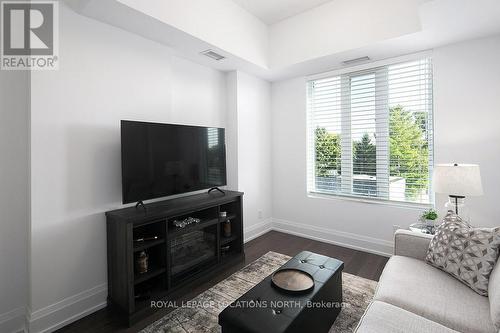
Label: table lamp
xmin=432 ymin=164 xmax=483 ymax=221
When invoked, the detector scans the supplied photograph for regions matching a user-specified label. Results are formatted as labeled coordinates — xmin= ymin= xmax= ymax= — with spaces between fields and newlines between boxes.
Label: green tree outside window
xmin=315 ymin=105 xmax=429 ymax=199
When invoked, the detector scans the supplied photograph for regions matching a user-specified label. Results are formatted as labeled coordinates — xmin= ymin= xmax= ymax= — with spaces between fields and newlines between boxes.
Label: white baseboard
xmin=27 ymin=283 xmax=107 ymax=333
xmin=244 ymin=218 xmax=273 ymax=243
xmin=271 ymin=218 xmax=393 ymax=257
xmin=0 ymin=307 xmax=26 ymax=333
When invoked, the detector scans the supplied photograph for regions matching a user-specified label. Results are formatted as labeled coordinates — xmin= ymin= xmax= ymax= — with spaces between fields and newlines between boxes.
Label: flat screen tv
xmin=121 ymin=120 xmax=227 ymax=204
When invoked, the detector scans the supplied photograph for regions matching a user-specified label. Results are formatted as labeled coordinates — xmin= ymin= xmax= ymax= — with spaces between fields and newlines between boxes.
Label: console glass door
xmin=170 ymin=224 xmax=217 ymax=279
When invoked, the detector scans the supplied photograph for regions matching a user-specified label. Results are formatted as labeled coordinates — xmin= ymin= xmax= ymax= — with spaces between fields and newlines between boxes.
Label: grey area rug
xmin=141 ymin=251 xmax=377 ymax=333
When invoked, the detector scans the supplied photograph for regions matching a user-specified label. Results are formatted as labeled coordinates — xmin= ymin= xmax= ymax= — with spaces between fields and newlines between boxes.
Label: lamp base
xmin=445 ymin=195 xmax=471 ymax=223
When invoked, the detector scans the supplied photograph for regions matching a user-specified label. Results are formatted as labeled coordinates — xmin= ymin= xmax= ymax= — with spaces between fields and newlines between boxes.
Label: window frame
xmin=306 ymin=51 xmax=435 ymax=207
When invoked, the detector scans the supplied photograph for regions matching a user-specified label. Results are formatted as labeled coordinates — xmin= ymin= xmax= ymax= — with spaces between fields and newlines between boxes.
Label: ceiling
xmin=71 ymin=0 xmax=500 ymax=81
xmin=231 ymin=0 xmax=333 ymax=25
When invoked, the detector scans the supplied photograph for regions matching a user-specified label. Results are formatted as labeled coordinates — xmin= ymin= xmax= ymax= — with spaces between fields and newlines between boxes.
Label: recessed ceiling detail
xmin=69 ymin=0 xmax=500 ymax=81
xmin=231 ymin=0 xmax=333 ymax=25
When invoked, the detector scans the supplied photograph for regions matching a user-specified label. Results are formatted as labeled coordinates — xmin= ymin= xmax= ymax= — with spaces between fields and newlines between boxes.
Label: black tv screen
xmin=121 ymin=120 xmax=227 ymax=204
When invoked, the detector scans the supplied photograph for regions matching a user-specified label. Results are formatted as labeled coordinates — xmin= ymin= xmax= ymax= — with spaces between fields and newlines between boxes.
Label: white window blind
xmin=307 ymin=58 xmax=433 ymax=205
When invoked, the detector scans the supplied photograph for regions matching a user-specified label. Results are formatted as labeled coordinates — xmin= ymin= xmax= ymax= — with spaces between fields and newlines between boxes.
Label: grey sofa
xmin=355 ymin=230 xmax=500 ymax=333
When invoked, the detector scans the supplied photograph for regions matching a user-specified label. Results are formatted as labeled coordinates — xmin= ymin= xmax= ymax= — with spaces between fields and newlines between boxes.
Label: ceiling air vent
xmin=342 ymin=56 xmax=370 ymax=66
xmin=200 ymin=49 xmax=226 ymax=61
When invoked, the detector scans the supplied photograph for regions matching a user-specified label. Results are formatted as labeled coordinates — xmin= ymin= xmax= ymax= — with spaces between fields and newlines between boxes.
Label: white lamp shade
xmin=433 ymin=164 xmax=483 ymax=196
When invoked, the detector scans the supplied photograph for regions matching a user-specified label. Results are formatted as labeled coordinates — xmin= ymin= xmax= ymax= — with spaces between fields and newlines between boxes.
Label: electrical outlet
xmin=258 ymin=210 xmax=263 ymax=219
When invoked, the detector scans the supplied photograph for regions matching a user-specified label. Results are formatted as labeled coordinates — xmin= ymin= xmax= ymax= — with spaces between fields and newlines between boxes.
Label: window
xmin=307 ymin=58 xmax=433 ymax=205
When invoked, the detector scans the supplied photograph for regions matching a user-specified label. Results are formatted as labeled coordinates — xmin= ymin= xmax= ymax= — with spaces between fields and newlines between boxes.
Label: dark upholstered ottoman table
xmin=219 ymin=251 xmax=344 ymax=333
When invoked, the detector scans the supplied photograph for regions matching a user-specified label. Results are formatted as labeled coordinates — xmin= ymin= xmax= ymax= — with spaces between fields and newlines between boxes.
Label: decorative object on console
xmin=135 ymin=251 xmax=149 ymax=274
xmin=223 ymin=219 xmax=232 ymax=237
xmin=134 ymin=236 xmax=158 ymax=243
xmin=433 ymin=163 xmax=483 ymax=223
xmin=426 ymin=211 xmax=500 ymax=296
xmin=173 ymin=217 xmax=201 ymax=228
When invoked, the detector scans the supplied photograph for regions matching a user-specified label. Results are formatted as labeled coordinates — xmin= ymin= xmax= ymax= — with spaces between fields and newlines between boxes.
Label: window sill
xmin=307 ymin=191 xmax=433 ymax=210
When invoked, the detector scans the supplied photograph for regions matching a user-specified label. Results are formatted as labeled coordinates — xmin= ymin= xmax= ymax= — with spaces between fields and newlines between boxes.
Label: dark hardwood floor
xmin=56 ymin=230 xmax=389 ymax=333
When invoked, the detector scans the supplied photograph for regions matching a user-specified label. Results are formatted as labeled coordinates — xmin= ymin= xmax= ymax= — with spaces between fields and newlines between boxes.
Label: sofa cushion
xmin=489 ymin=261 xmax=500 ymax=330
xmin=355 ymin=301 xmax=458 ymax=333
xmin=375 ymin=255 xmax=496 ymax=333
xmin=425 ymin=212 xmax=500 ymax=296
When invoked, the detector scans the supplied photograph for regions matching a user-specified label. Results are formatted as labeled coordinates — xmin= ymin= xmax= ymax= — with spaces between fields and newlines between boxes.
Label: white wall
xmin=271 ymin=35 xmax=500 ymax=255
xmin=225 ymin=72 xmax=239 ymax=190
xmin=234 ymin=72 xmax=273 ymax=238
xmin=225 ymin=71 xmax=273 ymax=240
xmin=433 ymin=35 xmax=500 ymax=225
xmin=29 ymin=3 xmax=227 ymax=331
xmin=0 ymin=71 xmax=29 ymax=332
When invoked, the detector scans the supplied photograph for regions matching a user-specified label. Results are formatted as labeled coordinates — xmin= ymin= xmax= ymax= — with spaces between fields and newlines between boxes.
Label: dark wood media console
xmin=105 ymin=190 xmax=244 ymax=325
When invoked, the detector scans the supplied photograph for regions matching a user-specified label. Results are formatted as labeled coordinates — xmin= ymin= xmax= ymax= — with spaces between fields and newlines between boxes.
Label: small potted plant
xmin=421 ymin=209 xmax=438 ymax=226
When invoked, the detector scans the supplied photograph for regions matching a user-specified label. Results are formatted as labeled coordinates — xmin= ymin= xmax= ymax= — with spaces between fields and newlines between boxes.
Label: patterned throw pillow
xmin=425 ymin=212 xmax=500 ymax=296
